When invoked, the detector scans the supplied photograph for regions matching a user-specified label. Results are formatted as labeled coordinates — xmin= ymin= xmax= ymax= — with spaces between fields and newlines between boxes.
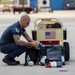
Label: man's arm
xmin=13 ymin=35 xmax=32 ymax=46
xmin=13 ymin=34 xmax=38 ymax=48
xmin=22 ymin=32 xmax=33 ymax=42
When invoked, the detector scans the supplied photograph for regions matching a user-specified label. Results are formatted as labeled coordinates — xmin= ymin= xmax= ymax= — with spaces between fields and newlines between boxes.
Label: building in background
xmin=30 ymin=0 xmax=37 ymax=10
xmin=50 ymin=0 xmax=65 ymax=10
xmin=1 ymin=0 xmax=75 ymax=10
xmin=30 ymin=0 xmax=65 ymax=10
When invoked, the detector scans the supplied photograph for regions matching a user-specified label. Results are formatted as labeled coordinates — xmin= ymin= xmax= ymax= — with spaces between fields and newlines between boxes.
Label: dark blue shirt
xmin=0 ymin=21 xmax=26 ymax=45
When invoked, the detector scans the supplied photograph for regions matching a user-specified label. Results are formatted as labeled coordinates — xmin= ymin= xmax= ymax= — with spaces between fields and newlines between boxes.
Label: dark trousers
xmin=0 ymin=43 xmax=28 ymax=58
xmin=0 ymin=43 xmax=39 ymax=64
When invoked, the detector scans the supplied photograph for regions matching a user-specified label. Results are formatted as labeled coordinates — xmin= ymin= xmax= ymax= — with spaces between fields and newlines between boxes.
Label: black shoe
xmin=10 ymin=58 xmax=20 ymax=65
xmin=24 ymin=63 xmax=28 ymax=66
xmin=2 ymin=55 xmax=20 ymax=65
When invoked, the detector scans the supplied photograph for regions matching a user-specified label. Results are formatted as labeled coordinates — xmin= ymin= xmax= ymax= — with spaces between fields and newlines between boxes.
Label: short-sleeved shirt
xmin=0 ymin=21 xmax=26 ymax=45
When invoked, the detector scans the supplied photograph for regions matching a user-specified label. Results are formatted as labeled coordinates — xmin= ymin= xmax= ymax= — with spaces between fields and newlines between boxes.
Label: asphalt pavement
xmin=0 ymin=11 xmax=75 ymax=75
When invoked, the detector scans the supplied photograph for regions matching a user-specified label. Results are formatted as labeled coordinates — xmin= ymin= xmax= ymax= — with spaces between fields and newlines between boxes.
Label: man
xmin=0 ymin=14 xmax=38 ymax=65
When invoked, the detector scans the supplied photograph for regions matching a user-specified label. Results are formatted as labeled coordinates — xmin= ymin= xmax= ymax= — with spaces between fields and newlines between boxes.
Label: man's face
xmin=22 ymin=20 xmax=30 ymax=28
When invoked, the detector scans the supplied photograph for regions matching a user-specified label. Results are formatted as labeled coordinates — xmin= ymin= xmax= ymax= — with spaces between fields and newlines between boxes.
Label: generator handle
xmin=34 ymin=18 xmax=42 ymax=30
xmin=34 ymin=18 xmax=59 ymax=29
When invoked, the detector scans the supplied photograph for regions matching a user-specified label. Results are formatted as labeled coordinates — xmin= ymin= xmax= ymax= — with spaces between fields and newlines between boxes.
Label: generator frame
xmin=32 ymin=18 xmax=70 ymax=61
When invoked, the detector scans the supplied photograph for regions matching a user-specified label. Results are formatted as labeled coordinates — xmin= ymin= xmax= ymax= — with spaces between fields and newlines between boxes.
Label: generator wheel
xmin=64 ymin=42 xmax=70 ymax=61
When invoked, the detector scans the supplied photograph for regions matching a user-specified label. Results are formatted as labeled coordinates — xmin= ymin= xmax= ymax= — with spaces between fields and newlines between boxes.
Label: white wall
xmin=38 ymin=0 xmax=50 ymax=8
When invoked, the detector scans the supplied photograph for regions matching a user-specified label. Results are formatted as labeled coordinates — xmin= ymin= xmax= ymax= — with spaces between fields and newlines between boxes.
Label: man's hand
xmin=30 ymin=41 xmax=38 ymax=48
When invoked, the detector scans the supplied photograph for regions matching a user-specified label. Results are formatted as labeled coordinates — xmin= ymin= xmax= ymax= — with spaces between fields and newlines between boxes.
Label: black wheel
xmin=13 ymin=10 xmax=15 ymax=14
xmin=64 ymin=42 xmax=70 ymax=61
xmin=27 ymin=11 xmax=30 ymax=14
xmin=19 ymin=11 xmax=21 ymax=14
xmin=36 ymin=9 xmax=38 ymax=13
xmin=19 ymin=9 xmax=21 ymax=14
xmin=26 ymin=10 xmax=30 ymax=14
xmin=9 ymin=10 xmax=10 ymax=12
xmin=3 ymin=10 xmax=4 ymax=12
xmin=49 ymin=8 xmax=53 ymax=13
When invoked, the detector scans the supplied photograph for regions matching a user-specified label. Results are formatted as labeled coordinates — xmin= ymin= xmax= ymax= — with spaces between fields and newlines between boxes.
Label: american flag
xmin=45 ymin=30 xmax=56 ymax=39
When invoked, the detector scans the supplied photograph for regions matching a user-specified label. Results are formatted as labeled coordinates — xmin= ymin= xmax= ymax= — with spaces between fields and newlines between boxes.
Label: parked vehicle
xmin=3 ymin=4 xmax=10 ymax=12
xmin=12 ymin=0 xmax=32 ymax=14
xmin=64 ymin=0 xmax=75 ymax=10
